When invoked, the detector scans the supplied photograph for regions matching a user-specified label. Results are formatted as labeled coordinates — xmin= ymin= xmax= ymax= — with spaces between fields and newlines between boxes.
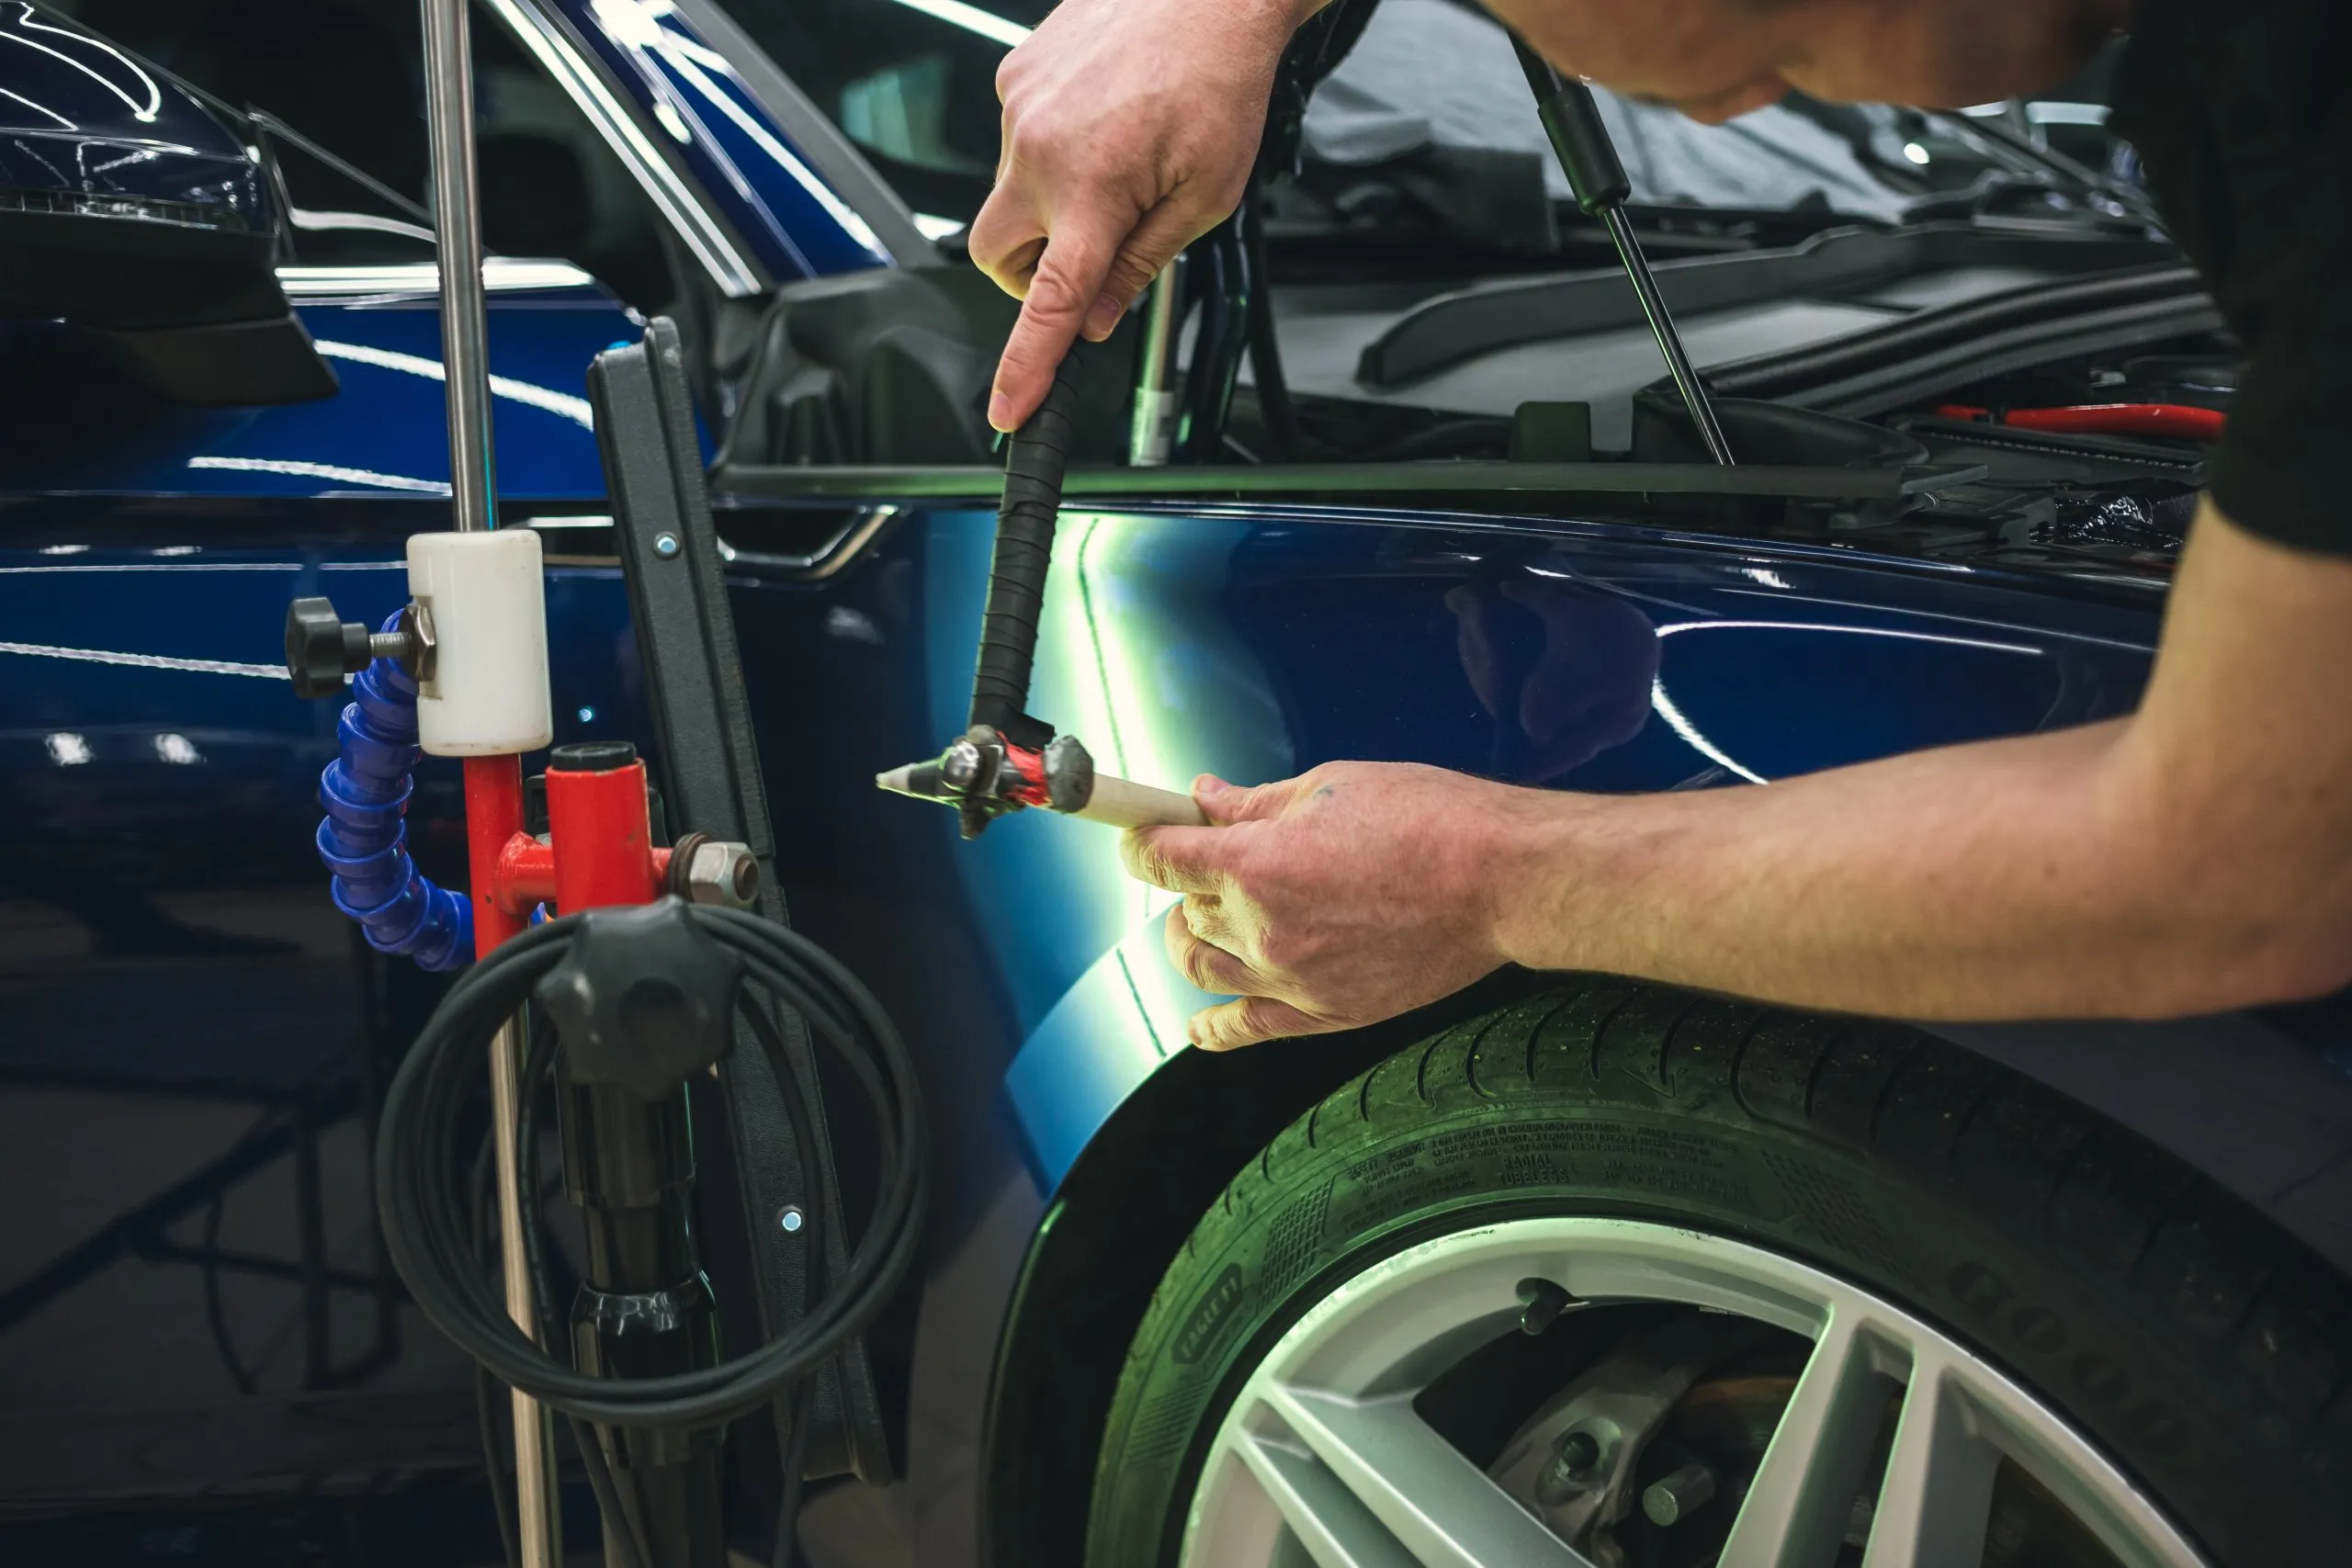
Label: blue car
xmin=5 ymin=2 xmax=2348 ymax=1566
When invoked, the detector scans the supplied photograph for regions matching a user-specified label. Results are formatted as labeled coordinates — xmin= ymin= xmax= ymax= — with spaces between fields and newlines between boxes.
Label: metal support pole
xmin=421 ymin=3 xmax=560 ymax=1564
xmin=487 ymin=1016 xmax=561 ymax=1568
xmin=1127 ymin=262 xmax=1183 ymax=467
xmin=424 ymin=0 xmax=498 ymax=536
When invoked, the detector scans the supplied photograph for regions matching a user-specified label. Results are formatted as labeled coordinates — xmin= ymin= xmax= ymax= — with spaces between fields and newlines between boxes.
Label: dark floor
xmin=0 ymin=1472 xmax=556 ymax=1567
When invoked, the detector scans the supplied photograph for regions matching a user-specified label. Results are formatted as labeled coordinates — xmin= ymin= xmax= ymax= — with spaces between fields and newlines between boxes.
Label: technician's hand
xmin=1122 ymin=763 xmax=1537 ymax=1051
xmin=971 ymin=0 xmax=1318 ymax=432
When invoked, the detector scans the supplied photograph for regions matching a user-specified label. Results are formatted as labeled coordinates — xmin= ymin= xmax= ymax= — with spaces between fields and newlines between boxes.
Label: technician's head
xmin=1493 ymin=0 xmax=2132 ymax=122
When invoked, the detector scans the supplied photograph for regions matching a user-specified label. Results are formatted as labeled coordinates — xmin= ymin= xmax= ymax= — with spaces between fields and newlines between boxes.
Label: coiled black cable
xmin=378 ymin=903 xmax=926 ymax=1433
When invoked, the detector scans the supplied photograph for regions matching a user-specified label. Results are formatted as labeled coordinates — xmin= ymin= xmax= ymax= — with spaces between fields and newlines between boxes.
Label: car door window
xmin=52 ymin=0 xmax=690 ymax=310
xmin=707 ymin=0 xmax=1054 ymax=234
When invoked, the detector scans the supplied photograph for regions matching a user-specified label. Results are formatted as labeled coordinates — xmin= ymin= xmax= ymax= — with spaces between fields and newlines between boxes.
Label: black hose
xmin=969 ymin=352 xmax=1086 ymax=737
xmin=571 ymin=1415 xmax=651 ymax=1568
xmin=377 ymin=904 xmax=927 ymax=1432
xmin=1238 ymin=181 xmax=1303 ymax=461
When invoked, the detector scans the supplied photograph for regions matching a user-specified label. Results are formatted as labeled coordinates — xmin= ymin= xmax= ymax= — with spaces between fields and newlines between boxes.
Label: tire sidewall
xmin=1086 ymin=999 xmax=2324 ymax=1567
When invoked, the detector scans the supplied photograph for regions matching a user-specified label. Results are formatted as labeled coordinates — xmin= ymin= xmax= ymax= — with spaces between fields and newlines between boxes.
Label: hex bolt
xmin=776 ymin=1205 xmax=805 ymax=1235
xmin=1534 ymin=1427 xmax=1605 ymax=1506
xmin=684 ymin=840 xmax=761 ymax=908
xmin=1641 ymin=1461 xmax=1718 ymax=1527
xmin=653 ymin=532 xmax=681 ymax=558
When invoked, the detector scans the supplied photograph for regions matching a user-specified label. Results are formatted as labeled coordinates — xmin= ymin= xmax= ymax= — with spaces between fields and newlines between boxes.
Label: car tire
xmin=1084 ymin=980 xmax=2352 ymax=1566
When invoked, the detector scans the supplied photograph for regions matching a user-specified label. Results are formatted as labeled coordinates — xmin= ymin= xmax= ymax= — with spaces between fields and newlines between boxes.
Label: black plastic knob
xmin=286 ymin=596 xmax=373 ymax=699
xmin=536 ymin=898 xmax=743 ymax=1099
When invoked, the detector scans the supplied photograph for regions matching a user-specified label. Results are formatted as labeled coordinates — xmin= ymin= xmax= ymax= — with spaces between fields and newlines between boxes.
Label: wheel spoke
xmin=1262 ymin=1384 xmax=1597 ymax=1568
xmin=1181 ymin=1219 xmax=2209 ymax=1568
xmin=1718 ymin=1311 xmax=1888 ymax=1568
xmin=1860 ymin=1356 xmax=2001 ymax=1568
xmin=1230 ymin=1430 xmax=1424 ymax=1568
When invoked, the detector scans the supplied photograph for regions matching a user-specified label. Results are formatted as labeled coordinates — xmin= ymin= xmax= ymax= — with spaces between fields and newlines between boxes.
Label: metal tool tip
xmin=876 ymin=764 xmax=915 ymax=795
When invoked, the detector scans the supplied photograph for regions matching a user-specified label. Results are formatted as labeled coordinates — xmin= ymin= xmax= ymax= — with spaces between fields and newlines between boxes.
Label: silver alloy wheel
xmin=1181 ymin=1217 xmax=2210 ymax=1568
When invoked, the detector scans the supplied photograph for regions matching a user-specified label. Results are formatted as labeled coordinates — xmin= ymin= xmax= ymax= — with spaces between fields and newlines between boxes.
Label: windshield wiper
xmin=1939 ymin=110 xmax=2167 ymax=237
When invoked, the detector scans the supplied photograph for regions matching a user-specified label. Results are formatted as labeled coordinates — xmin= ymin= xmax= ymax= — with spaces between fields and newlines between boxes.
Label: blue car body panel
xmin=893 ymin=506 xmax=2160 ymax=1190
xmin=8 ymin=290 xmax=623 ymax=498
xmin=4 ymin=1 xmax=2349 ymax=1556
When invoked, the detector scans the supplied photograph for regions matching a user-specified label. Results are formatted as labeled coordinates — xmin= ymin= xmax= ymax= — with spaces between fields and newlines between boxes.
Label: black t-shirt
xmin=2110 ymin=0 xmax=2352 ymax=556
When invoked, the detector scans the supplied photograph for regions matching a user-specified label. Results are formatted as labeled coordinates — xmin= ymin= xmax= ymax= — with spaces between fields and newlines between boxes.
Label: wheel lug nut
xmin=1641 ymin=1461 xmax=1718 ymax=1527
xmin=1535 ymin=1427 xmax=1605 ymax=1505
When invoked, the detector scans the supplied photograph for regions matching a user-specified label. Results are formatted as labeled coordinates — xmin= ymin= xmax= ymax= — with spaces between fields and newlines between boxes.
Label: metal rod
xmin=490 ymin=1015 xmax=563 ymax=1568
xmin=1599 ymin=205 xmax=1736 ymax=466
xmin=424 ymin=0 xmax=498 ymax=534
xmin=423 ymin=3 xmax=558 ymax=1562
xmin=1509 ymin=33 xmax=1734 ymax=466
xmin=1127 ymin=261 xmax=1183 ymax=467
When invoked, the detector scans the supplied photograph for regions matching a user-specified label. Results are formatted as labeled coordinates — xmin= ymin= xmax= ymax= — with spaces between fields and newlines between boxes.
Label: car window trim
xmin=662 ymin=0 xmax=938 ymax=268
xmin=483 ymin=0 xmax=767 ymax=297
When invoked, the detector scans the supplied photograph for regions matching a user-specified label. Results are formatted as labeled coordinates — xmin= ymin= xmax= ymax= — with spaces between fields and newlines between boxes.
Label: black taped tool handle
xmin=1509 ymin=36 xmax=1628 ymax=216
xmin=969 ymin=348 xmax=1085 ymax=738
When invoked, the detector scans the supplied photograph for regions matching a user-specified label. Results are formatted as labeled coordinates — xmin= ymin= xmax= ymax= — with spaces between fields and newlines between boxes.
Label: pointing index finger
xmin=987 ymin=209 xmax=1128 ymax=430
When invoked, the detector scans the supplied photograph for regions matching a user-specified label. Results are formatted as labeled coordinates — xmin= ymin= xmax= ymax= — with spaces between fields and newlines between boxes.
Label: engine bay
xmin=713 ymin=220 xmax=2227 ymax=591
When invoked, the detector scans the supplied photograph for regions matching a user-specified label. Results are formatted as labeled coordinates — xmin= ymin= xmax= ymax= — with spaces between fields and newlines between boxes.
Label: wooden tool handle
xmin=1072 ymin=773 xmax=1208 ymax=829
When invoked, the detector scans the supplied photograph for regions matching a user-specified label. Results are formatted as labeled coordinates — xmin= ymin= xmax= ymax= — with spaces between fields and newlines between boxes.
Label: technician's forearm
xmin=1489 ymin=719 xmax=2310 ymax=1021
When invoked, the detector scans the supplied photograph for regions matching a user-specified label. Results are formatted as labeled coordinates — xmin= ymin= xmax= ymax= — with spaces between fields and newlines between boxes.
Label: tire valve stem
xmin=1517 ymin=1276 xmax=1579 ymax=1337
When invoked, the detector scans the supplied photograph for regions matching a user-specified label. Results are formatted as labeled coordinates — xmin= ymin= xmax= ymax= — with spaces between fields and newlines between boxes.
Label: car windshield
xmin=718 ymin=0 xmax=2124 ymax=243
xmin=1305 ymin=0 xmax=2062 ymax=224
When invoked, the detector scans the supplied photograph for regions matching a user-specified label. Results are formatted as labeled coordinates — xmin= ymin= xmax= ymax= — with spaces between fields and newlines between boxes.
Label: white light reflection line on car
xmin=87 ymin=144 xmax=163 ymax=175
xmin=2 ymin=5 xmax=162 ymax=122
xmin=187 ymin=457 xmax=449 ymax=493
xmin=1652 ymin=619 xmax=2041 ymax=655
xmin=1646 ymin=619 xmax=2046 ymax=784
xmin=0 ymin=640 xmax=288 ymax=679
xmin=1648 ymin=679 xmax=1769 ymax=785
xmin=876 ymin=0 xmax=1032 ymax=47
xmin=0 ymin=84 xmax=73 ymax=130
xmin=0 ymin=561 xmax=295 ymax=574
xmin=277 ymin=260 xmax=598 ymax=296
xmin=589 ymin=0 xmax=887 ymax=262
xmin=311 ymin=340 xmax=595 ymax=428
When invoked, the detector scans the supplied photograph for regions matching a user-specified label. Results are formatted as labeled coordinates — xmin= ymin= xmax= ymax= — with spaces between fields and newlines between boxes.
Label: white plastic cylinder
xmin=407 ymin=529 xmax=553 ymax=756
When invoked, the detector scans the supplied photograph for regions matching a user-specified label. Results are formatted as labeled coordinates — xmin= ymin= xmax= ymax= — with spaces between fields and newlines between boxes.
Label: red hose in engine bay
xmin=1935 ymin=402 xmax=2227 ymax=443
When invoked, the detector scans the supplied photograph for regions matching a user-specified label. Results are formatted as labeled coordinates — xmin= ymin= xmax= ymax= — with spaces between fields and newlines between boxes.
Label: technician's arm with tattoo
xmin=1125 ymin=502 xmax=2352 ymax=1048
